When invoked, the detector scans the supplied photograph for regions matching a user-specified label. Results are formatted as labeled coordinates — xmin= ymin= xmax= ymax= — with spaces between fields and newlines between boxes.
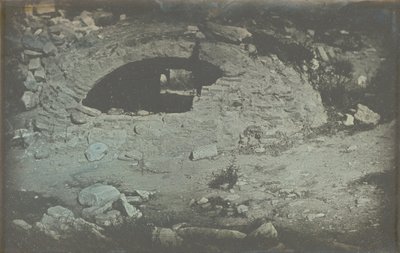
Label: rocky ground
xmin=3 ymin=1 xmax=399 ymax=253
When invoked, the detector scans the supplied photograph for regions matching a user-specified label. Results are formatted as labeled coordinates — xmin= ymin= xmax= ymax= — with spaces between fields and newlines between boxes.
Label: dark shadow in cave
xmin=82 ymin=57 xmax=222 ymax=113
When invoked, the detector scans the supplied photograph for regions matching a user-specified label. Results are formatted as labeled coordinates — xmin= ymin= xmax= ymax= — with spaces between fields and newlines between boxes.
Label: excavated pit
xmin=82 ymin=57 xmax=223 ymax=113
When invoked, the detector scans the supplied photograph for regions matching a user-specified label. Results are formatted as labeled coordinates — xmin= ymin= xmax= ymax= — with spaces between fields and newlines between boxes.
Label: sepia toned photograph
xmin=2 ymin=0 xmax=399 ymax=252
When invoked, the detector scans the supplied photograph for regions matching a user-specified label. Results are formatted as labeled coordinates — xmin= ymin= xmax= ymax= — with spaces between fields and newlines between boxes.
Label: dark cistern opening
xmin=82 ymin=57 xmax=223 ymax=114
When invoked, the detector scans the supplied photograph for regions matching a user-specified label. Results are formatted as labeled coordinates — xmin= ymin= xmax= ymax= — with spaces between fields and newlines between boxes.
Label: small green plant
xmin=209 ymin=165 xmax=238 ymax=190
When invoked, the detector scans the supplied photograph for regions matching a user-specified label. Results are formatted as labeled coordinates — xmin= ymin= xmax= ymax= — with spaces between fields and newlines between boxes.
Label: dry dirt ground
xmin=3 ymin=1 xmax=399 ymax=253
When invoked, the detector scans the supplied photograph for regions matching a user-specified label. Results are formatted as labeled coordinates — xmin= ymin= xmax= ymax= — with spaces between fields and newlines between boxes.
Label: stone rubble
xmin=113 ymin=194 xmax=143 ymax=218
xmin=35 ymin=205 xmax=105 ymax=240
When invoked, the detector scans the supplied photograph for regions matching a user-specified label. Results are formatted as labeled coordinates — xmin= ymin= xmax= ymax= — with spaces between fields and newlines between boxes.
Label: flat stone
xmin=34 ymin=68 xmax=46 ymax=81
xmin=248 ymin=222 xmax=278 ymax=240
xmin=190 ymin=144 xmax=218 ymax=161
xmin=85 ymin=143 xmax=108 ymax=161
xmin=43 ymin=41 xmax=57 ymax=55
xmin=82 ymin=201 xmax=113 ymax=219
xmin=343 ymin=114 xmax=354 ymax=126
xmin=177 ymin=227 xmax=246 ymax=241
xmin=28 ymin=58 xmax=41 ymax=70
xmin=78 ymin=183 xmax=120 ymax=207
xmin=95 ymin=210 xmax=122 ymax=227
xmin=47 ymin=206 xmax=74 ymax=218
xmin=24 ymin=49 xmax=43 ymax=57
xmin=113 ymin=194 xmax=142 ymax=218
xmin=13 ymin=219 xmax=32 ymax=230
xmin=75 ymin=104 xmax=101 ymax=117
xmin=71 ymin=111 xmax=87 ymax=124
xmin=152 ymin=227 xmax=184 ymax=248
xmin=125 ymin=196 xmax=143 ymax=204
xmin=354 ymin=104 xmax=380 ymax=125
xmin=21 ymin=91 xmax=39 ymax=110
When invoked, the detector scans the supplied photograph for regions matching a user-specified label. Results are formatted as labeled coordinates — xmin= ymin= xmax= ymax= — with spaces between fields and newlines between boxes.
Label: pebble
xmin=70 ymin=111 xmax=87 ymax=124
xmin=85 ymin=143 xmax=108 ymax=161
xmin=119 ymin=14 xmax=127 ymax=21
xmin=197 ymin=197 xmax=209 ymax=205
xmin=78 ymin=183 xmax=120 ymax=207
xmin=236 ymin=205 xmax=249 ymax=214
